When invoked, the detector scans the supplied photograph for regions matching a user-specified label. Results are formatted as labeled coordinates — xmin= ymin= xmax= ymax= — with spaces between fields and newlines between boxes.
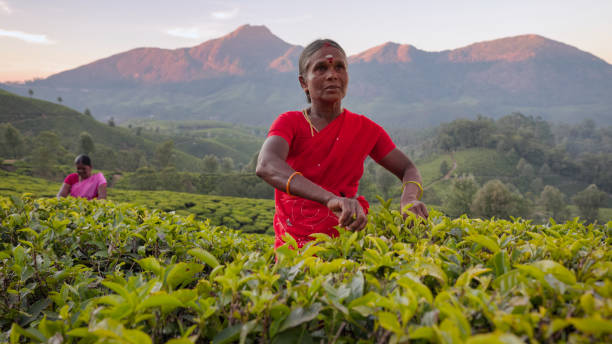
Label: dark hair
xmin=298 ymin=39 xmax=347 ymax=103
xmin=74 ymin=154 xmax=92 ymax=166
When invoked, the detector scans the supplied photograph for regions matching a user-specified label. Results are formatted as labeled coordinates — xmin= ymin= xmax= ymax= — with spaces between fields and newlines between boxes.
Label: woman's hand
xmin=326 ymin=196 xmax=368 ymax=231
xmin=401 ymin=199 xmax=429 ymax=220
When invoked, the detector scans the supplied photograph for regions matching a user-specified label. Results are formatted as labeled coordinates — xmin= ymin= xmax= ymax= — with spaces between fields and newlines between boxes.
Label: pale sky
xmin=1 ymin=0 xmax=611 ymax=82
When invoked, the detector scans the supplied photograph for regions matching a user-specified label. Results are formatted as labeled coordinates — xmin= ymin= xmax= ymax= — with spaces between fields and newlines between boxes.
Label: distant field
xmin=0 ymin=171 xmax=275 ymax=234
xmin=121 ymin=119 xmax=265 ymax=164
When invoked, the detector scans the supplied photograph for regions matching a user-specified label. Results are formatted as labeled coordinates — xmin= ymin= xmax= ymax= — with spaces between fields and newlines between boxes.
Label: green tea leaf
xmin=188 ymin=248 xmax=220 ymax=268
xmin=465 ymin=234 xmax=500 ymax=253
xmin=378 ymin=311 xmax=403 ymax=335
xmin=278 ymin=303 xmax=322 ymax=332
xmin=136 ymin=293 xmax=184 ymax=312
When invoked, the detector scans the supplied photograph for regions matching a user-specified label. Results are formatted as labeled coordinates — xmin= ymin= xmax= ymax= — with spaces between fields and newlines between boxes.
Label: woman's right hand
xmin=326 ymin=196 xmax=368 ymax=231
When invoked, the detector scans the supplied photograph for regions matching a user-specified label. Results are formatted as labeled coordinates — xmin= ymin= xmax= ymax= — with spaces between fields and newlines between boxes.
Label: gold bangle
xmin=402 ymin=180 xmax=423 ymax=200
xmin=286 ymin=171 xmax=302 ymax=196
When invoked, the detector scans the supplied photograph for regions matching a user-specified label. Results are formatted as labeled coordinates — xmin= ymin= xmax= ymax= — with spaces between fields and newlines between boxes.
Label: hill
xmin=2 ymin=25 xmax=611 ymax=126
xmin=121 ymin=118 xmax=265 ymax=164
xmin=0 ymin=90 xmax=245 ymax=172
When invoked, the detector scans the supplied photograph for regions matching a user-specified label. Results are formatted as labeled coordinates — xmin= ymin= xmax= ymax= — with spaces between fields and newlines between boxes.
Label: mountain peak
xmin=350 ymin=42 xmax=421 ymax=64
xmin=447 ymin=34 xmax=598 ymax=63
xmin=228 ymin=24 xmax=274 ymax=39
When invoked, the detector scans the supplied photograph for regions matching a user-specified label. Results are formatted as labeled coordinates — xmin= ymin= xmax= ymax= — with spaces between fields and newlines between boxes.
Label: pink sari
xmin=70 ymin=172 xmax=106 ymax=200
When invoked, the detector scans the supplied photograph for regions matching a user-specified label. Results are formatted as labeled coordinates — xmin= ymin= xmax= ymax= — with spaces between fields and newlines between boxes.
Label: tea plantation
xmin=0 ymin=171 xmax=275 ymax=234
xmin=1 ymin=195 xmax=611 ymax=343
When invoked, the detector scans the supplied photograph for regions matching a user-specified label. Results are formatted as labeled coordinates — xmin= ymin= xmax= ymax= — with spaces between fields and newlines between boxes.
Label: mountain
xmin=2 ymin=25 xmax=611 ymax=127
xmin=43 ymin=25 xmax=301 ymax=85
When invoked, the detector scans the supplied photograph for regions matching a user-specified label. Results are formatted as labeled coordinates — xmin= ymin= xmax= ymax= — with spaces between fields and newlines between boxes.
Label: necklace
xmin=302 ymin=109 xmax=318 ymax=137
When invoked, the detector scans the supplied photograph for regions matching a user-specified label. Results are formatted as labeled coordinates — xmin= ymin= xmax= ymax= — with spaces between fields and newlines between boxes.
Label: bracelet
xmin=402 ymin=180 xmax=423 ymax=200
xmin=286 ymin=171 xmax=303 ymax=196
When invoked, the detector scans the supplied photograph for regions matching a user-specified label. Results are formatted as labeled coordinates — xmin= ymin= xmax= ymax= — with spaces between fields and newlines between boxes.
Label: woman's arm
xmin=97 ymin=183 xmax=107 ymax=200
xmin=256 ymin=136 xmax=367 ymax=230
xmin=377 ymin=148 xmax=429 ymax=219
xmin=57 ymin=183 xmax=71 ymax=199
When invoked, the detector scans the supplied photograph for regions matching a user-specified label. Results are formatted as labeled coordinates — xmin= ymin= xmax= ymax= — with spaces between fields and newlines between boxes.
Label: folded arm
xmin=256 ymin=135 xmax=367 ymax=230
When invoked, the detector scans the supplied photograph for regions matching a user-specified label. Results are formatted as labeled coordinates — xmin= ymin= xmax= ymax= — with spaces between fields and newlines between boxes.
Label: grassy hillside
xmin=417 ymin=148 xmax=597 ymax=196
xmin=122 ymin=119 xmax=265 ymax=164
xmin=0 ymin=88 xmax=203 ymax=172
xmin=0 ymin=170 xmax=274 ymax=234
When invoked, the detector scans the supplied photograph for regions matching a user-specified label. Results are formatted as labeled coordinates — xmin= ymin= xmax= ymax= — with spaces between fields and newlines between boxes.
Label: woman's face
xmin=299 ymin=46 xmax=348 ymax=105
xmin=76 ymin=163 xmax=92 ymax=179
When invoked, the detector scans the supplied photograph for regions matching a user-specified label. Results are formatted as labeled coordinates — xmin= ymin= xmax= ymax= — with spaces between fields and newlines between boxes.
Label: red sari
xmin=268 ymin=109 xmax=395 ymax=248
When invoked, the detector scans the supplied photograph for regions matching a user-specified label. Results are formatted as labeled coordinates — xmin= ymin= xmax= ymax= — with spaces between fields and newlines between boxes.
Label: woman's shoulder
xmin=277 ymin=110 xmax=303 ymax=120
xmin=94 ymin=172 xmax=107 ymax=183
xmin=343 ymin=109 xmax=382 ymax=127
xmin=64 ymin=173 xmax=79 ymax=185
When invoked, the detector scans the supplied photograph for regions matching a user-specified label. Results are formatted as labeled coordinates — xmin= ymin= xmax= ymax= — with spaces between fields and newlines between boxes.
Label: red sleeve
xmin=64 ymin=173 xmax=79 ymax=185
xmin=369 ymin=123 xmax=396 ymax=162
xmin=267 ymin=112 xmax=297 ymax=145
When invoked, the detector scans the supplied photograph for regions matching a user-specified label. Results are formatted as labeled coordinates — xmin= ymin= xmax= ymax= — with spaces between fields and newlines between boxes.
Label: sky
xmin=1 ymin=0 xmax=611 ymax=82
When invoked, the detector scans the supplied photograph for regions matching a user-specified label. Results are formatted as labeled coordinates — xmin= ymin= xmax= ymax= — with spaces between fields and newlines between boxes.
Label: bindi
xmin=325 ymin=54 xmax=334 ymax=64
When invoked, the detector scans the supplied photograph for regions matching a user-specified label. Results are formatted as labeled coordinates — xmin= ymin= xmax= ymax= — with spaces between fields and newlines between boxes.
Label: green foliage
xmin=471 ymin=180 xmax=529 ymax=219
xmin=540 ymin=185 xmax=568 ymax=222
xmin=30 ymin=131 xmax=65 ymax=178
xmin=202 ymin=155 xmax=220 ymax=173
xmin=444 ymin=174 xmax=479 ymax=217
xmin=0 ymin=171 xmax=275 ymax=234
xmin=439 ymin=160 xmax=450 ymax=176
xmin=78 ymin=131 xmax=95 ymax=155
xmin=0 ymin=89 xmax=203 ymax=173
xmin=572 ymin=184 xmax=608 ymax=223
xmin=1 ymin=195 xmax=611 ymax=343
xmin=154 ymin=140 xmax=175 ymax=170
xmin=3 ymin=124 xmax=24 ymax=159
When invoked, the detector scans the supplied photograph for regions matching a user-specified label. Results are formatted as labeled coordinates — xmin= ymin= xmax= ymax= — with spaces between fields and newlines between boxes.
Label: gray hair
xmin=298 ymin=39 xmax=347 ymax=103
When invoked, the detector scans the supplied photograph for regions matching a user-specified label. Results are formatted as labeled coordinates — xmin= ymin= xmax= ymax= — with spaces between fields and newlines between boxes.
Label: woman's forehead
xmin=308 ymin=46 xmax=346 ymax=64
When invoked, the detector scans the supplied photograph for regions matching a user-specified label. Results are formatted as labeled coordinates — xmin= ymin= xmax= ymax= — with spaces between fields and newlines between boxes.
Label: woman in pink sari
xmin=256 ymin=39 xmax=428 ymax=249
xmin=57 ymin=155 xmax=107 ymax=200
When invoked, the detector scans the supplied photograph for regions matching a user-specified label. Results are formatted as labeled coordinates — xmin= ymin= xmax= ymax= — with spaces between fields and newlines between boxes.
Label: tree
xmin=572 ymin=184 xmax=607 ymax=223
xmin=471 ymin=179 xmax=528 ymax=219
xmin=154 ymin=140 xmax=174 ymax=169
xmin=439 ymin=160 xmax=450 ymax=177
xmin=4 ymin=124 xmax=24 ymax=159
xmin=540 ymin=185 xmax=568 ymax=221
xmin=108 ymin=117 xmax=116 ymax=127
xmin=444 ymin=174 xmax=479 ymax=217
xmin=32 ymin=131 xmax=61 ymax=177
xmin=202 ymin=154 xmax=219 ymax=173
xmin=84 ymin=108 xmax=92 ymax=117
xmin=28 ymin=89 xmax=33 ymax=97
xmin=79 ymin=132 xmax=95 ymax=155
xmin=220 ymin=157 xmax=235 ymax=172
xmin=57 ymin=96 xmax=63 ymax=103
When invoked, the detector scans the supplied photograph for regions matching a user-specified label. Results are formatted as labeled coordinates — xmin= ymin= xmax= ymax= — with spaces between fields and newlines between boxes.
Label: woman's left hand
xmin=401 ymin=199 xmax=429 ymax=220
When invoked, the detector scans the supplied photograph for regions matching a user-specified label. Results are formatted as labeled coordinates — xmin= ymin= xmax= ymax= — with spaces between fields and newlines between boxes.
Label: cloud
xmin=166 ymin=27 xmax=201 ymax=40
xmin=0 ymin=1 xmax=11 ymax=14
xmin=211 ymin=8 xmax=239 ymax=20
xmin=0 ymin=28 xmax=55 ymax=44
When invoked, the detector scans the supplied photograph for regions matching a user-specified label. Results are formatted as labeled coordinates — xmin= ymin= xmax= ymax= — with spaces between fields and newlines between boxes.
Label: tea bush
xmin=1 ymin=195 xmax=611 ymax=343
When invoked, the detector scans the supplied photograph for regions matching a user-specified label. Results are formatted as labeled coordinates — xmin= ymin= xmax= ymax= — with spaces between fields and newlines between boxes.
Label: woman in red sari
xmin=256 ymin=39 xmax=428 ymax=249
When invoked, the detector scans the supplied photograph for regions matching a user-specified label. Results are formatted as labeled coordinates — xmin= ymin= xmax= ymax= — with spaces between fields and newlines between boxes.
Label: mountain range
xmin=2 ymin=24 xmax=611 ymax=127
